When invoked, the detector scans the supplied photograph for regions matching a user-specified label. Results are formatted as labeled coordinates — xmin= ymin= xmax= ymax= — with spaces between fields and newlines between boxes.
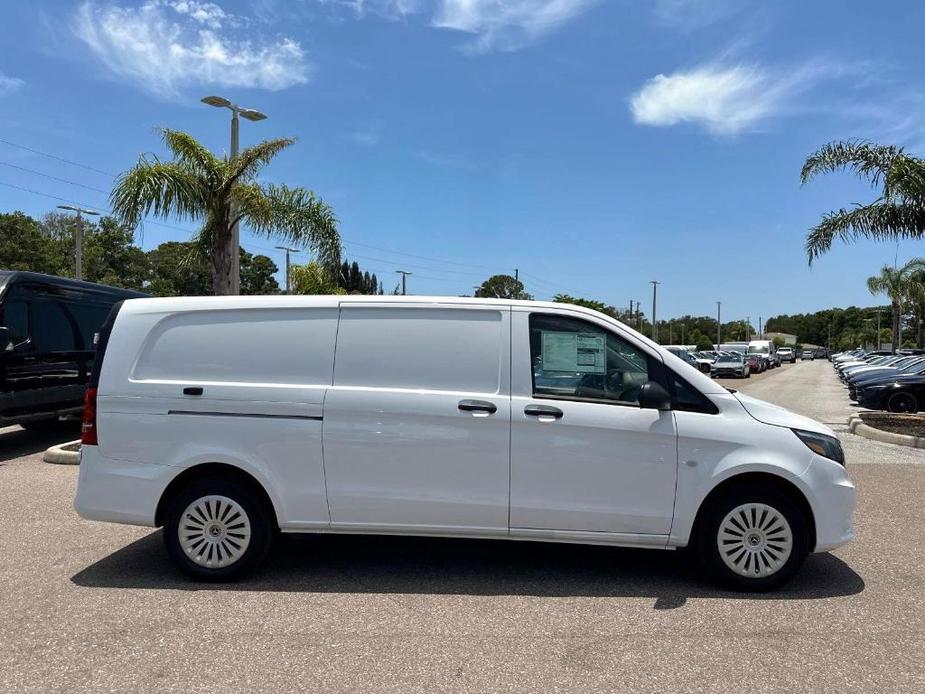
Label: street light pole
xmin=396 ymin=270 xmax=412 ymax=295
xmin=275 ymin=246 xmax=300 ymax=294
xmin=56 ymin=205 xmax=100 ymax=280
xmin=202 ymin=96 xmax=267 ymax=295
xmin=716 ymin=301 xmax=722 ymax=349
xmin=650 ymin=281 xmax=660 ymax=342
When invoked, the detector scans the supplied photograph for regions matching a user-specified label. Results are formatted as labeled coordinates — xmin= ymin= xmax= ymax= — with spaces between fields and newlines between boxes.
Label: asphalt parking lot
xmin=1 ymin=360 xmax=924 ymax=693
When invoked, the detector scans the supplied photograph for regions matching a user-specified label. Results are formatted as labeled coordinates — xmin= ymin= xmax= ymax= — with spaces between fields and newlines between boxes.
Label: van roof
xmin=0 ymin=270 xmax=148 ymax=299
xmin=118 ymin=293 xmax=618 ymax=315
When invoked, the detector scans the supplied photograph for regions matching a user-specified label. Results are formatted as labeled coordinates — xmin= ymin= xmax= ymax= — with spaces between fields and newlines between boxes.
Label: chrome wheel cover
xmin=717 ymin=502 xmax=792 ymax=579
xmin=179 ymin=495 xmax=251 ymax=568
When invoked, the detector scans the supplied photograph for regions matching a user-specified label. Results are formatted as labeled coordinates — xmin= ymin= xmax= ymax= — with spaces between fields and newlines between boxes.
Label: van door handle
xmin=458 ymin=399 xmax=497 ymax=414
xmin=183 ymin=387 xmax=203 ymax=396
xmin=524 ymin=404 xmax=564 ymax=419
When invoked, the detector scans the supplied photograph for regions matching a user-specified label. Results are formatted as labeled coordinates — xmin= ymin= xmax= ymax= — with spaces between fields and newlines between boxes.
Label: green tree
xmin=866 ymin=258 xmax=925 ymax=352
xmin=0 ymin=211 xmax=64 ymax=273
xmin=145 ymin=241 xmax=210 ymax=296
xmin=552 ymin=294 xmax=617 ymax=317
xmin=239 ymin=250 xmax=280 ymax=295
xmin=801 ymin=140 xmax=925 ymax=261
xmin=78 ymin=216 xmax=148 ymax=290
xmin=689 ymin=330 xmax=714 ymax=351
xmin=475 ymin=274 xmax=532 ymax=300
xmin=110 ymin=128 xmax=340 ymax=295
xmin=291 ymin=261 xmax=346 ymax=295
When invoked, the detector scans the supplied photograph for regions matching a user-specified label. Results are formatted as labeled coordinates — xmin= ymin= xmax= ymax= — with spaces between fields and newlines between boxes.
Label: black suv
xmin=0 ymin=271 xmax=145 ymax=430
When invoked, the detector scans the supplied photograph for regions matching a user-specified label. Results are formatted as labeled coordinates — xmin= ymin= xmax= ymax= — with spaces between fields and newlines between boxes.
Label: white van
xmin=75 ymin=296 xmax=855 ymax=591
xmin=748 ymin=340 xmax=780 ymax=368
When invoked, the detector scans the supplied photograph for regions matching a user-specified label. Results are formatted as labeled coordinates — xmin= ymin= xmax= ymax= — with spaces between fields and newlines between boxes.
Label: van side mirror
xmin=638 ymin=381 xmax=672 ymax=411
xmin=0 ymin=327 xmax=10 ymax=353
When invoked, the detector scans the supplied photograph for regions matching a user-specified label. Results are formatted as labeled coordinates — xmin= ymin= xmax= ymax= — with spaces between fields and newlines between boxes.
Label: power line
xmin=0 ymin=137 xmax=117 ymax=178
xmin=0 ymin=161 xmax=112 ymax=195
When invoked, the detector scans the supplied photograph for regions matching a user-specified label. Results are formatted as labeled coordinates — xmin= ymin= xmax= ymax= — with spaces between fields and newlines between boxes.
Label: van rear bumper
xmin=74 ymin=446 xmax=171 ymax=527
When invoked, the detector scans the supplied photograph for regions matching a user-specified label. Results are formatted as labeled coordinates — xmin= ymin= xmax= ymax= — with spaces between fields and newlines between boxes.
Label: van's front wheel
xmin=163 ymin=478 xmax=273 ymax=581
xmin=695 ymin=488 xmax=810 ymax=591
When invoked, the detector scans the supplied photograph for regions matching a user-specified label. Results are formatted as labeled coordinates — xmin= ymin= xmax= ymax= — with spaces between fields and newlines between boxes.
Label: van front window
xmin=748 ymin=346 xmax=769 ymax=354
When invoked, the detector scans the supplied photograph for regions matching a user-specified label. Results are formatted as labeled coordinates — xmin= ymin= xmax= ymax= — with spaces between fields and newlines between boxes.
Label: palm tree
xmin=866 ymin=258 xmax=925 ymax=352
xmin=801 ymin=140 xmax=925 ymax=262
xmin=111 ymin=128 xmax=340 ymax=295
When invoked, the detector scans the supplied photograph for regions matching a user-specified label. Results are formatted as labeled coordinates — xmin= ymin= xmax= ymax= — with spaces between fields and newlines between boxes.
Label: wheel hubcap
xmin=179 ymin=495 xmax=251 ymax=568
xmin=717 ymin=502 xmax=792 ymax=579
xmin=891 ymin=393 xmax=916 ymax=413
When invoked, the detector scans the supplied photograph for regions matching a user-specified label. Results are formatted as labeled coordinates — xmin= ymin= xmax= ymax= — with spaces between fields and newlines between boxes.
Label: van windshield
xmin=748 ymin=346 xmax=769 ymax=354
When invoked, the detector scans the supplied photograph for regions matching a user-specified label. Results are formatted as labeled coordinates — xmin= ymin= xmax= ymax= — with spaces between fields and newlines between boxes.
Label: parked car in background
xmin=0 ymin=271 xmax=145 ymax=430
xmin=743 ymin=354 xmax=763 ymax=374
xmin=801 ymin=349 xmax=815 ymax=360
xmin=664 ymin=346 xmax=702 ymax=372
xmin=748 ymin=340 xmax=779 ymax=368
xmin=75 ymin=295 xmax=855 ymax=591
xmin=777 ymin=347 xmax=796 ymax=364
xmin=856 ymin=375 xmax=925 ymax=413
xmin=712 ymin=352 xmax=751 ymax=378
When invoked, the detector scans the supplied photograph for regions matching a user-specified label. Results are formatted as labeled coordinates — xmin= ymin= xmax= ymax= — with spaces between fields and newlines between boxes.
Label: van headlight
xmin=792 ymin=428 xmax=845 ymax=465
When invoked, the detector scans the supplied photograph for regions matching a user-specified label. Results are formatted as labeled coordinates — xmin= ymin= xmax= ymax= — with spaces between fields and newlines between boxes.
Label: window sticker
xmin=541 ymin=331 xmax=605 ymax=374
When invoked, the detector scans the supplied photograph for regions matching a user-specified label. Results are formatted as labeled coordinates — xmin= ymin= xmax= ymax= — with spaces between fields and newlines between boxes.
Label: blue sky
xmin=2 ymin=0 xmax=925 ymax=324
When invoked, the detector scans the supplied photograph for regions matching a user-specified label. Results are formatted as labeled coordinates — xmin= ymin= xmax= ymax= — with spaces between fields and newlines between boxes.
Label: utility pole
xmin=396 ymin=270 xmax=412 ymax=295
xmin=628 ymin=299 xmax=634 ymax=324
xmin=202 ymin=96 xmax=267 ymax=295
xmin=716 ymin=301 xmax=722 ymax=349
xmin=877 ymin=309 xmax=882 ymax=350
xmin=514 ymin=268 xmax=519 ymax=281
xmin=669 ymin=321 xmax=673 ymax=344
xmin=681 ymin=322 xmax=685 ymax=345
xmin=758 ymin=317 xmax=763 ymax=339
xmin=747 ymin=316 xmax=751 ymax=341
xmin=275 ymin=246 xmax=300 ymax=294
xmin=650 ymin=281 xmax=660 ymax=342
xmin=56 ymin=205 xmax=100 ymax=280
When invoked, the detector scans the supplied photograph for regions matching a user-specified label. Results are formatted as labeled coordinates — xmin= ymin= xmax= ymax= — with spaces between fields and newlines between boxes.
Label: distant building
xmin=764 ymin=332 xmax=797 ymax=345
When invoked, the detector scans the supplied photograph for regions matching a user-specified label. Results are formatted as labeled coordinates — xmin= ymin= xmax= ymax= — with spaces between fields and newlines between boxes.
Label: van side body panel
xmin=93 ymin=302 xmax=337 ymax=526
xmin=322 ymin=303 xmax=512 ymax=532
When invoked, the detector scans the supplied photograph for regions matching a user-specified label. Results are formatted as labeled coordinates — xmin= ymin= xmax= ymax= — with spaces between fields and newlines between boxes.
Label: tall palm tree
xmin=801 ymin=140 xmax=925 ymax=262
xmin=111 ymin=128 xmax=340 ymax=295
xmin=866 ymin=258 xmax=925 ymax=352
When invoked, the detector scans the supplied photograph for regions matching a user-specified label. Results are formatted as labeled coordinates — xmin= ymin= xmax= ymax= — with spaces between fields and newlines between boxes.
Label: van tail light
xmin=81 ymin=387 xmax=98 ymax=446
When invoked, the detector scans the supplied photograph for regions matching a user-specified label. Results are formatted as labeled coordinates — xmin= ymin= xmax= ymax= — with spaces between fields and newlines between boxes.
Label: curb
xmin=847 ymin=414 xmax=925 ymax=449
xmin=43 ymin=440 xmax=81 ymax=465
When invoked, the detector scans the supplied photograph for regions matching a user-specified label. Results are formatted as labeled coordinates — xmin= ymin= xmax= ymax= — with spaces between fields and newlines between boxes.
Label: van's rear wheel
xmin=164 ymin=478 xmax=273 ymax=581
xmin=695 ymin=486 xmax=809 ymax=591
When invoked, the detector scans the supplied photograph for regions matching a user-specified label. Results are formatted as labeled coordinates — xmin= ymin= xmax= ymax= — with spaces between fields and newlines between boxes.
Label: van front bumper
xmin=799 ymin=455 xmax=857 ymax=552
xmin=74 ymin=446 xmax=172 ymax=527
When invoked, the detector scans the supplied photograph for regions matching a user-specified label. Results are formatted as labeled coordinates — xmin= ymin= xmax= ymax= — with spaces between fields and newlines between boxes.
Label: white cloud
xmin=651 ymin=0 xmax=743 ymax=31
xmin=73 ymin=1 xmax=309 ymax=98
xmin=168 ymin=1 xmax=227 ymax=28
xmin=629 ymin=62 xmax=843 ymax=135
xmin=311 ymin=0 xmax=596 ymax=50
xmin=433 ymin=0 xmax=597 ymax=50
xmin=0 ymin=72 xmax=24 ymax=96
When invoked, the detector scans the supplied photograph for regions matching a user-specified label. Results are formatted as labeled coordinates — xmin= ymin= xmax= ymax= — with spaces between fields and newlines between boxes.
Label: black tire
xmin=163 ymin=477 xmax=274 ymax=581
xmin=887 ymin=391 xmax=919 ymax=414
xmin=693 ymin=484 xmax=810 ymax=592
